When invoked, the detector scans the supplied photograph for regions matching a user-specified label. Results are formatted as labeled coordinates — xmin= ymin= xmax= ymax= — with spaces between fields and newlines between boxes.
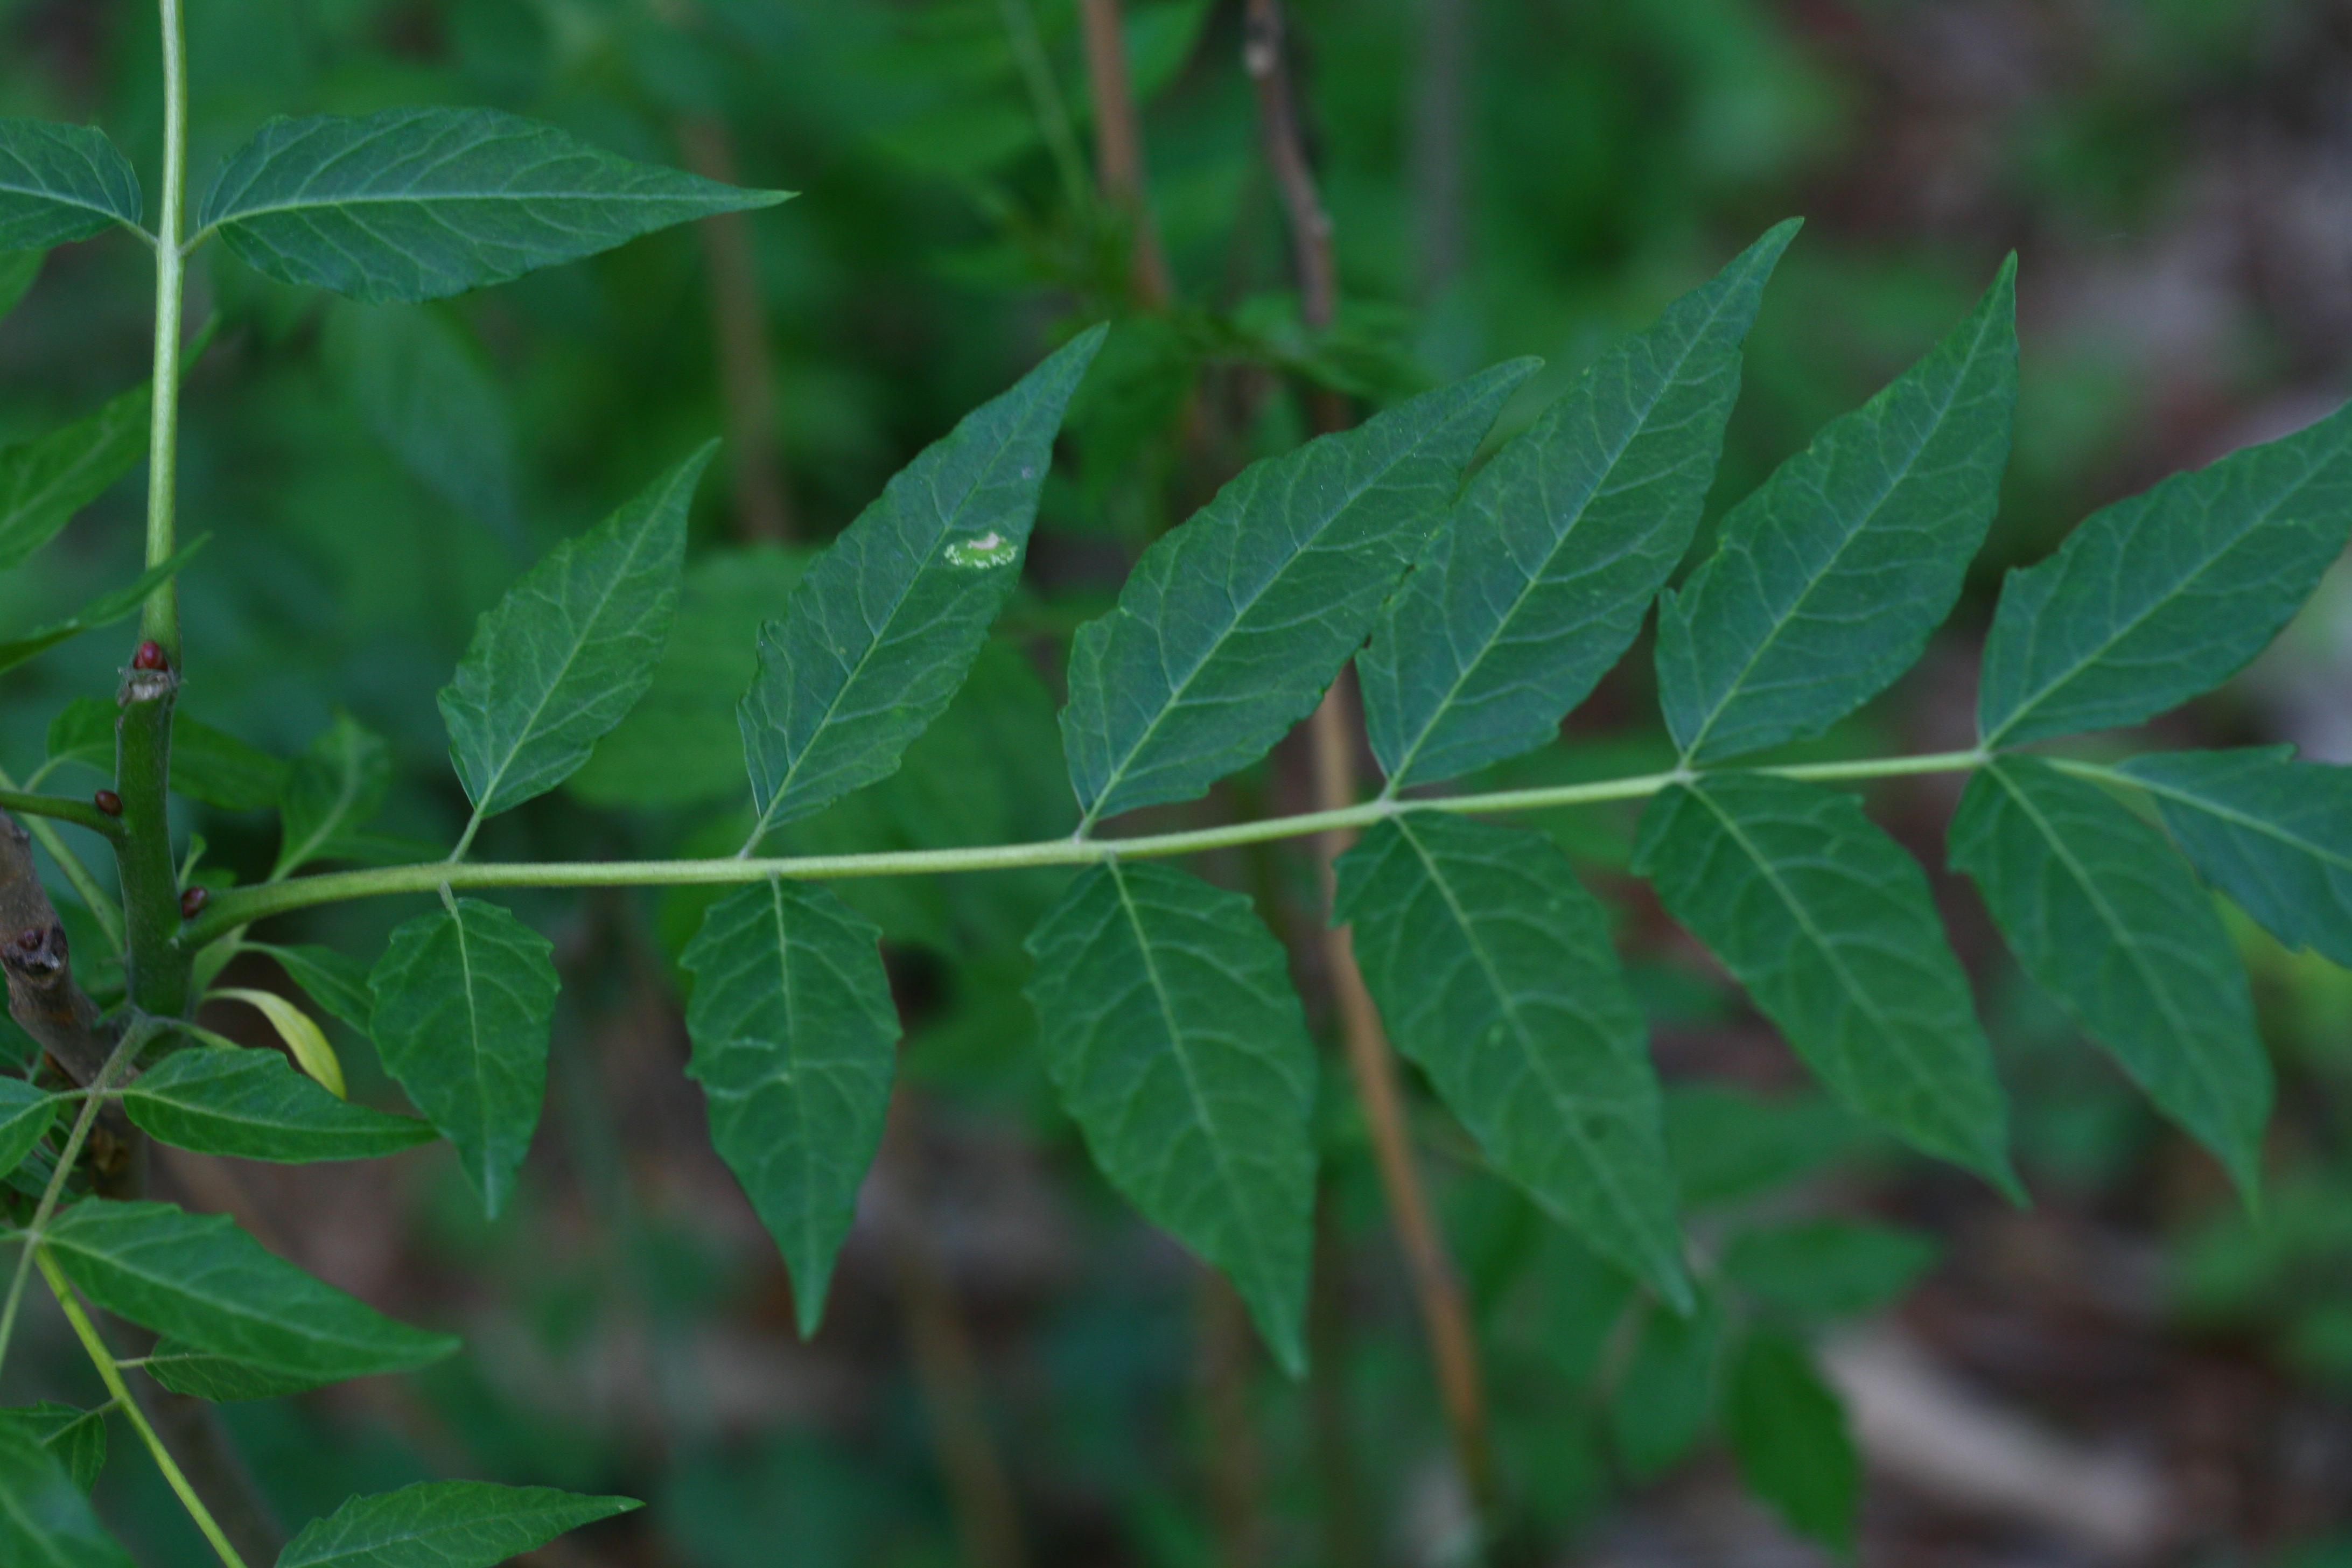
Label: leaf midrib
xmin=1393 ymin=818 xmax=1675 ymax=1286
xmin=463 ymin=464 xmax=688 ymax=814
xmin=1105 ymin=865 xmax=1284 ymax=1318
xmin=1983 ymin=761 xmax=2245 ymax=1147
xmin=1688 ymin=784 xmax=1961 ymax=1145
xmin=1982 ymin=428 xmax=2345 ymax=746
xmin=1084 ymin=408 xmax=1482 ymax=825
xmin=742 ymin=389 xmax=1044 ymax=847
xmin=1678 ymin=295 xmax=2005 ymax=763
xmin=1384 ymin=271 xmax=1755 ymax=789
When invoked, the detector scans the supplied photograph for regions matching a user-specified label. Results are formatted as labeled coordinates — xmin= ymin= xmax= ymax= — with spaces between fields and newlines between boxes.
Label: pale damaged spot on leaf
xmin=944 ymin=530 xmax=1017 ymax=569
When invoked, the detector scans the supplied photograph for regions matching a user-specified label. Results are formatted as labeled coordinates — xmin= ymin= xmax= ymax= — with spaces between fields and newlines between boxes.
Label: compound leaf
xmin=0 ymin=1419 xmax=128 ymax=1567
xmin=42 ymin=1200 xmax=458 ymax=1382
xmin=0 ymin=1406 xmax=103 ymax=1493
xmin=1633 ymin=775 xmax=2014 ymax=1190
xmin=197 ymin=108 xmax=788 ymax=303
xmin=441 ymin=444 xmax=710 ymax=818
xmin=1025 ymin=862 xmax=1318 ymax=1374
xmin=1335 ymin=813 xmax=1688 ymax=1304
xmin=1724 ymin=1332 xmax=1860 ymax=1554
xmin=275 ymin=1481 xmax=639 ymax=1568
xmin=121 ymin=1047 xmax=436 ymax=1162
xmin=1978 ymin=400 xmax=2352 ymax=747
xmin=1950 ymin=756 xmax=2272 ymax=1193
xmin=738 ymin=328 xmax=1101 ymax=845
xmin=0 ymin=121 xmax=141 ymax=251
xmin=1363 ymin=222 xmax=1794 ymax=789
xmin=2119 ymin=747 xmax=2352 ymax=968
xmin=0 ymin=383 xmax=148 ymax=576
xmin=0 ymin=1080 xmax=55 ymax=1179
xmin=368 ymin=899 xmax=560 ymax=1217
xmin=1658 ymin=259 xmax=2018 ymax=764
xmin=682 ymin=878 xmax=900 ymax=1339
xmin=1063 ymin=360 xmax=1537 ymax=827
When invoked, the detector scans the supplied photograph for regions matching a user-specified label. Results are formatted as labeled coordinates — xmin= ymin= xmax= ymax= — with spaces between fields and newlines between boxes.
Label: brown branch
xmin=1241 ymin=0 xmax=1501 ymax=1531
xmin=1077 ymin=0 xmax=1173 ymax=308
xmin=0 ymin=811 xmax=116 ymax=1087
xmin=1197 ymin=1274 xmax=1266 ymax=1568
xmin=1408 ymin=0 xmax=1469 ymax=297
xmin=676 ymin=117 xmax=794 ymax=543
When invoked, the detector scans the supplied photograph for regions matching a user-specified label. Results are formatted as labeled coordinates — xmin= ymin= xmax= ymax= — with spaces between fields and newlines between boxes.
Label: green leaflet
xmin=274 ymin=714 xmax=393 ymax=877
xmin=140 ymin=1342 xmax=333 ymax=1403
xmin=738 ymin=328 xmax=1102 ymax=845
xmin=0 ymin=251 xmax=39 ymax=322
xmin=1063 ymin=360 xmax=1537 ymax=827
xmin=682 ymin=878 xmax=901 ymax=1339
xmin=1719 ymin=1219 xmax=1940 ymax=1321
xmin=1608 ymin=1294 xmax=1721 ymax=1480
xmin=275 ymin=1481 xmax=640 ymax=1568
xmin=0 ymin=1405 xmax=104 ymax=1492
xmin=170 ymin=715 xmax=289 ymax=811
xmin=1950 ymin=756 xmax=2272 ymax=1194
xmin=2118 ymin=748 xmax=2352 ymax=968
xmin=253 ymin=943 xmax=377 ymax=1035
xmin=1025 ymin=862 xmax=1318 ymax=1374
xmin=324 ymin=301 xmax=516 ymax=531
xmin=0 ymin=541 xmax=204 ymax=676
xmin=1658 ymin=260 xmax=2018 ymax=764
xmin=1362 ymin=223 xmax=1793 ymax=790
xmin=41 ymin=1199 xmax=458 ymax=1382
xmin=0 ymin=121 xmax=141 ymax=251
xmin=1978 ymin=400 xmax=2352 ymax=747
xmin=1632 ymin=775 xmax=2014 ymax=1190
xmin=120 ymin=1047 xmax=437 ymax=1162
xmin=441 ymin=445 xmax=710 ymax=820
xmin=368 ymin=899 xmax=561 ymax=1217
xmin=572 ymin=545 xmax=807 ymax=809
xmin=0 ymin=1080 xmax=56 ymax=1179
xmin=0 ymin=1419 xmax=128 ymax=1568
xmin=1723 ymin=1332 xmax=1860 ymax=1553
xmin=195 ymin=108 xmax=789 ymax=304
xmin=0 ymin=382 xmax=148 ymax=576
xmin=1334 ymin=814 xmax=1689 ymax=1304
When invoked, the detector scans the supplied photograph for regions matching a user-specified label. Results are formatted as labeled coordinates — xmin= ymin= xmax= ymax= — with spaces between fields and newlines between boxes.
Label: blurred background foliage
xmin=6 ymin=0 xmax=2352 ymax=1563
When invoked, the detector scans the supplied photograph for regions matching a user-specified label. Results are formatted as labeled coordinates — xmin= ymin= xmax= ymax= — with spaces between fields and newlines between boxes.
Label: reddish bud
xmin=131 ymin=640 xmax=169 ymax=672
xmin=92 ymin=789 xmax=122 ymax=816
xmin=16 ymin=928 xmax=42 ymax=951
xmin=179 ymin=886 xmax=208 ymax=920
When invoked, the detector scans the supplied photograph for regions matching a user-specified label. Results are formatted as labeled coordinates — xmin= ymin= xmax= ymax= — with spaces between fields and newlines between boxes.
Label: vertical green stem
xmin=118 ymin=0 xmax=192 ymax=1019
xmin=37 ymin=1251 xmax=251 ymax=1568
xmin=145 ymin=0 xmax=188 ymax=647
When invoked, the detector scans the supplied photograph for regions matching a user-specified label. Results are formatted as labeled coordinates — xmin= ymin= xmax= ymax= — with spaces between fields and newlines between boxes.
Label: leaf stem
xmin=188 ymin=749 xmax=1990 ymax=941
xmin=0 ymin=1019 xmax=153 ymax=1385
xmin=0 ymin=788 xmax=128 ymax=839
xmin=37 ymin=1250 xmax=252 ymax=1568
xmin=145 ymin=0 xmax=189 ymax=650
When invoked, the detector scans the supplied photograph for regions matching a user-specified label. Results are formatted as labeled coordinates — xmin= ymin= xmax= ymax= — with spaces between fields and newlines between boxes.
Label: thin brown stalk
xmin=676 ymin=117 xmax=793 ymax=542
xmin=1242 ymin=0 xmax=1501 ymax=1530
xmin=1077 ymin=0 xmax=1173 ymax=307
xmin=1198 ymin=1274 xmax=1268 ymax=1568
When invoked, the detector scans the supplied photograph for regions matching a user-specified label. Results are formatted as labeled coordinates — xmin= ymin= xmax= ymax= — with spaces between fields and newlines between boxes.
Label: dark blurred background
xmin=6 ymin=1 xmax=2352 ymax=1564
